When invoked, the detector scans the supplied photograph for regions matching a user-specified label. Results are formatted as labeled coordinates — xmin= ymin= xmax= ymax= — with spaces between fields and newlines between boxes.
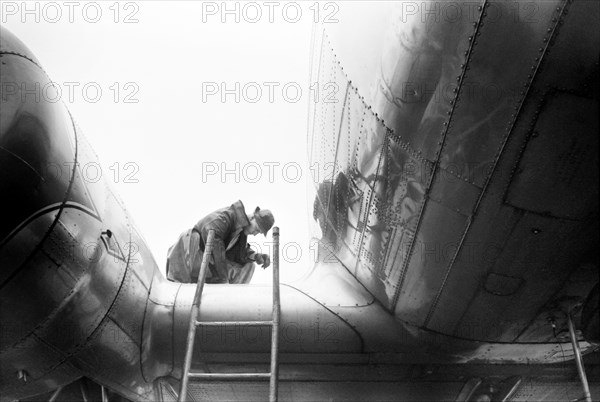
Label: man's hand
xmin=255 ymin=253 xmax=271 ymax=269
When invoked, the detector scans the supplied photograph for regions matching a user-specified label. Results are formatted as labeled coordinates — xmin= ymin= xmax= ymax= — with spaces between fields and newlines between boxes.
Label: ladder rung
xmin=179 ymin=228 xmax=281 ymax=402
xmin=195 ymin=320 xmax=273 ymax=326
xmin=188 ymin=372 xmax=271 ymax=380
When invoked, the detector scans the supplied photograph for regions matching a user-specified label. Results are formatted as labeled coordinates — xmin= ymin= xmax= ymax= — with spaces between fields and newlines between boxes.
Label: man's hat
xmin=254 ymin=207 xmax=274 ymax=236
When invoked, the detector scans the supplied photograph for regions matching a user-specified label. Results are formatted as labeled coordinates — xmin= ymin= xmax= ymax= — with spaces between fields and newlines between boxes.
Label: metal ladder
xmin=178 ymin=227 xmax=281 ymax=402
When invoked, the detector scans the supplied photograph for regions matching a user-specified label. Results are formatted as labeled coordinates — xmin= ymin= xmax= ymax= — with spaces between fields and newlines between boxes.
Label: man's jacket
xmin=166 ymin=200 xmax=255 ymax=282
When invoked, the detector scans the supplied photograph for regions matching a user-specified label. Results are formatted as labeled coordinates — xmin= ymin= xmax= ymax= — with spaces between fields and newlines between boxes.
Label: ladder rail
xmin=269 ymin=227 xmax=280 ymax=402
xmin=177 ymin=227 xmax=280 ymax=402
xmin=567 ymin=313 xmax=592 ymax=402
xmin=178 ymin=229 xmax=216 ymax=402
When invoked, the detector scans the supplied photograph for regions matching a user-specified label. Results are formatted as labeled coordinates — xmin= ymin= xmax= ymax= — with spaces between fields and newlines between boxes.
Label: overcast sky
xmin=3 ymin=1 xmax=324 ymax=283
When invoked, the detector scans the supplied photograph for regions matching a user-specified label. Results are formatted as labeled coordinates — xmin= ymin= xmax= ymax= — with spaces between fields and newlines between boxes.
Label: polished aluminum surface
xmin=308 ymin=0 xmax=599 ymax=344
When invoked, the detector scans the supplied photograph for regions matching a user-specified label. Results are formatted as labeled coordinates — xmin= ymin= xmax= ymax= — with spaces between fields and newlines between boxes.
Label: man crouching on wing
xmin=166 ymin=200 xmax=275 ymax=284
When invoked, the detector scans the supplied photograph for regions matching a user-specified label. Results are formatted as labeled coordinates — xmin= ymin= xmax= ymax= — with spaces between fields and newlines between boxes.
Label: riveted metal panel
xmin=428 ymin=167 xmax=481 ymax=216
xmin=1 ymin=360 xmax=81 ymax=401
xmin=0 ymin=55 xmax=76 ymax=244
xmin=142 ymin=278 xmax=180 ymax=381
xmin=516 ymin=261 xmax=599 ymax=343
xmin=0 ymin=210 xmax=103 ymax=351
xmin=393 ymin=199 xmax=469 ymax=325
xmin=505 ymin=92 xmax=598 ymax=219
xmin=171 ymin=285 xmax=363 ymax=361
xmin=73 ymin=317 xmax=149 ymax=400
xmin=41 ymin=208 xmax=102 ymax=286
xmin=0 ymin=212 xmax=53 ymax=286
xmin=0 ymin=239 xmax=62 ymax=347
xmin=32 ymin=189 xmax=130 ymax=353
xmin=527 ymin=0 xmax=600 ymax=97
xmin=65 ymin=128 xmax=104 ymax=221
xmin=373 ymin=133 xmax=432 ymax=309
xmin=107 ymin=266 xmax=149 ymax=349
xmin=396 ymin=0 xmax=599 ymax=340
xmin=319 ymin=3 xmax=393 ymax=111
xmin=0 ymin=332 xmax=67 ymax=392
xmin=348 ymin=114 xmax=390 ymax=304
xmin=372 ymin=2 xmax=481 ymax=162
xmin=376 ymin=135 xmax=433 ymax=309
xmin=308 ymin=32 xmax=351 ymax=187
xmin=34 ymin=249 xmax=127 ymax=354
xmin=128 ymin=224 xmax=160 ymax=290
xmin=453 ymin=213 xmax=597 ymax=342
xmin=308 ymin=0 xmax=600 ymax=322
xmin=439 ymin=0 xmax=561 ymax=188
xmin=424 ymin=202 xmax=520 ymax=335
xmin=309 ymin=45 xmax=437 ymax=309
